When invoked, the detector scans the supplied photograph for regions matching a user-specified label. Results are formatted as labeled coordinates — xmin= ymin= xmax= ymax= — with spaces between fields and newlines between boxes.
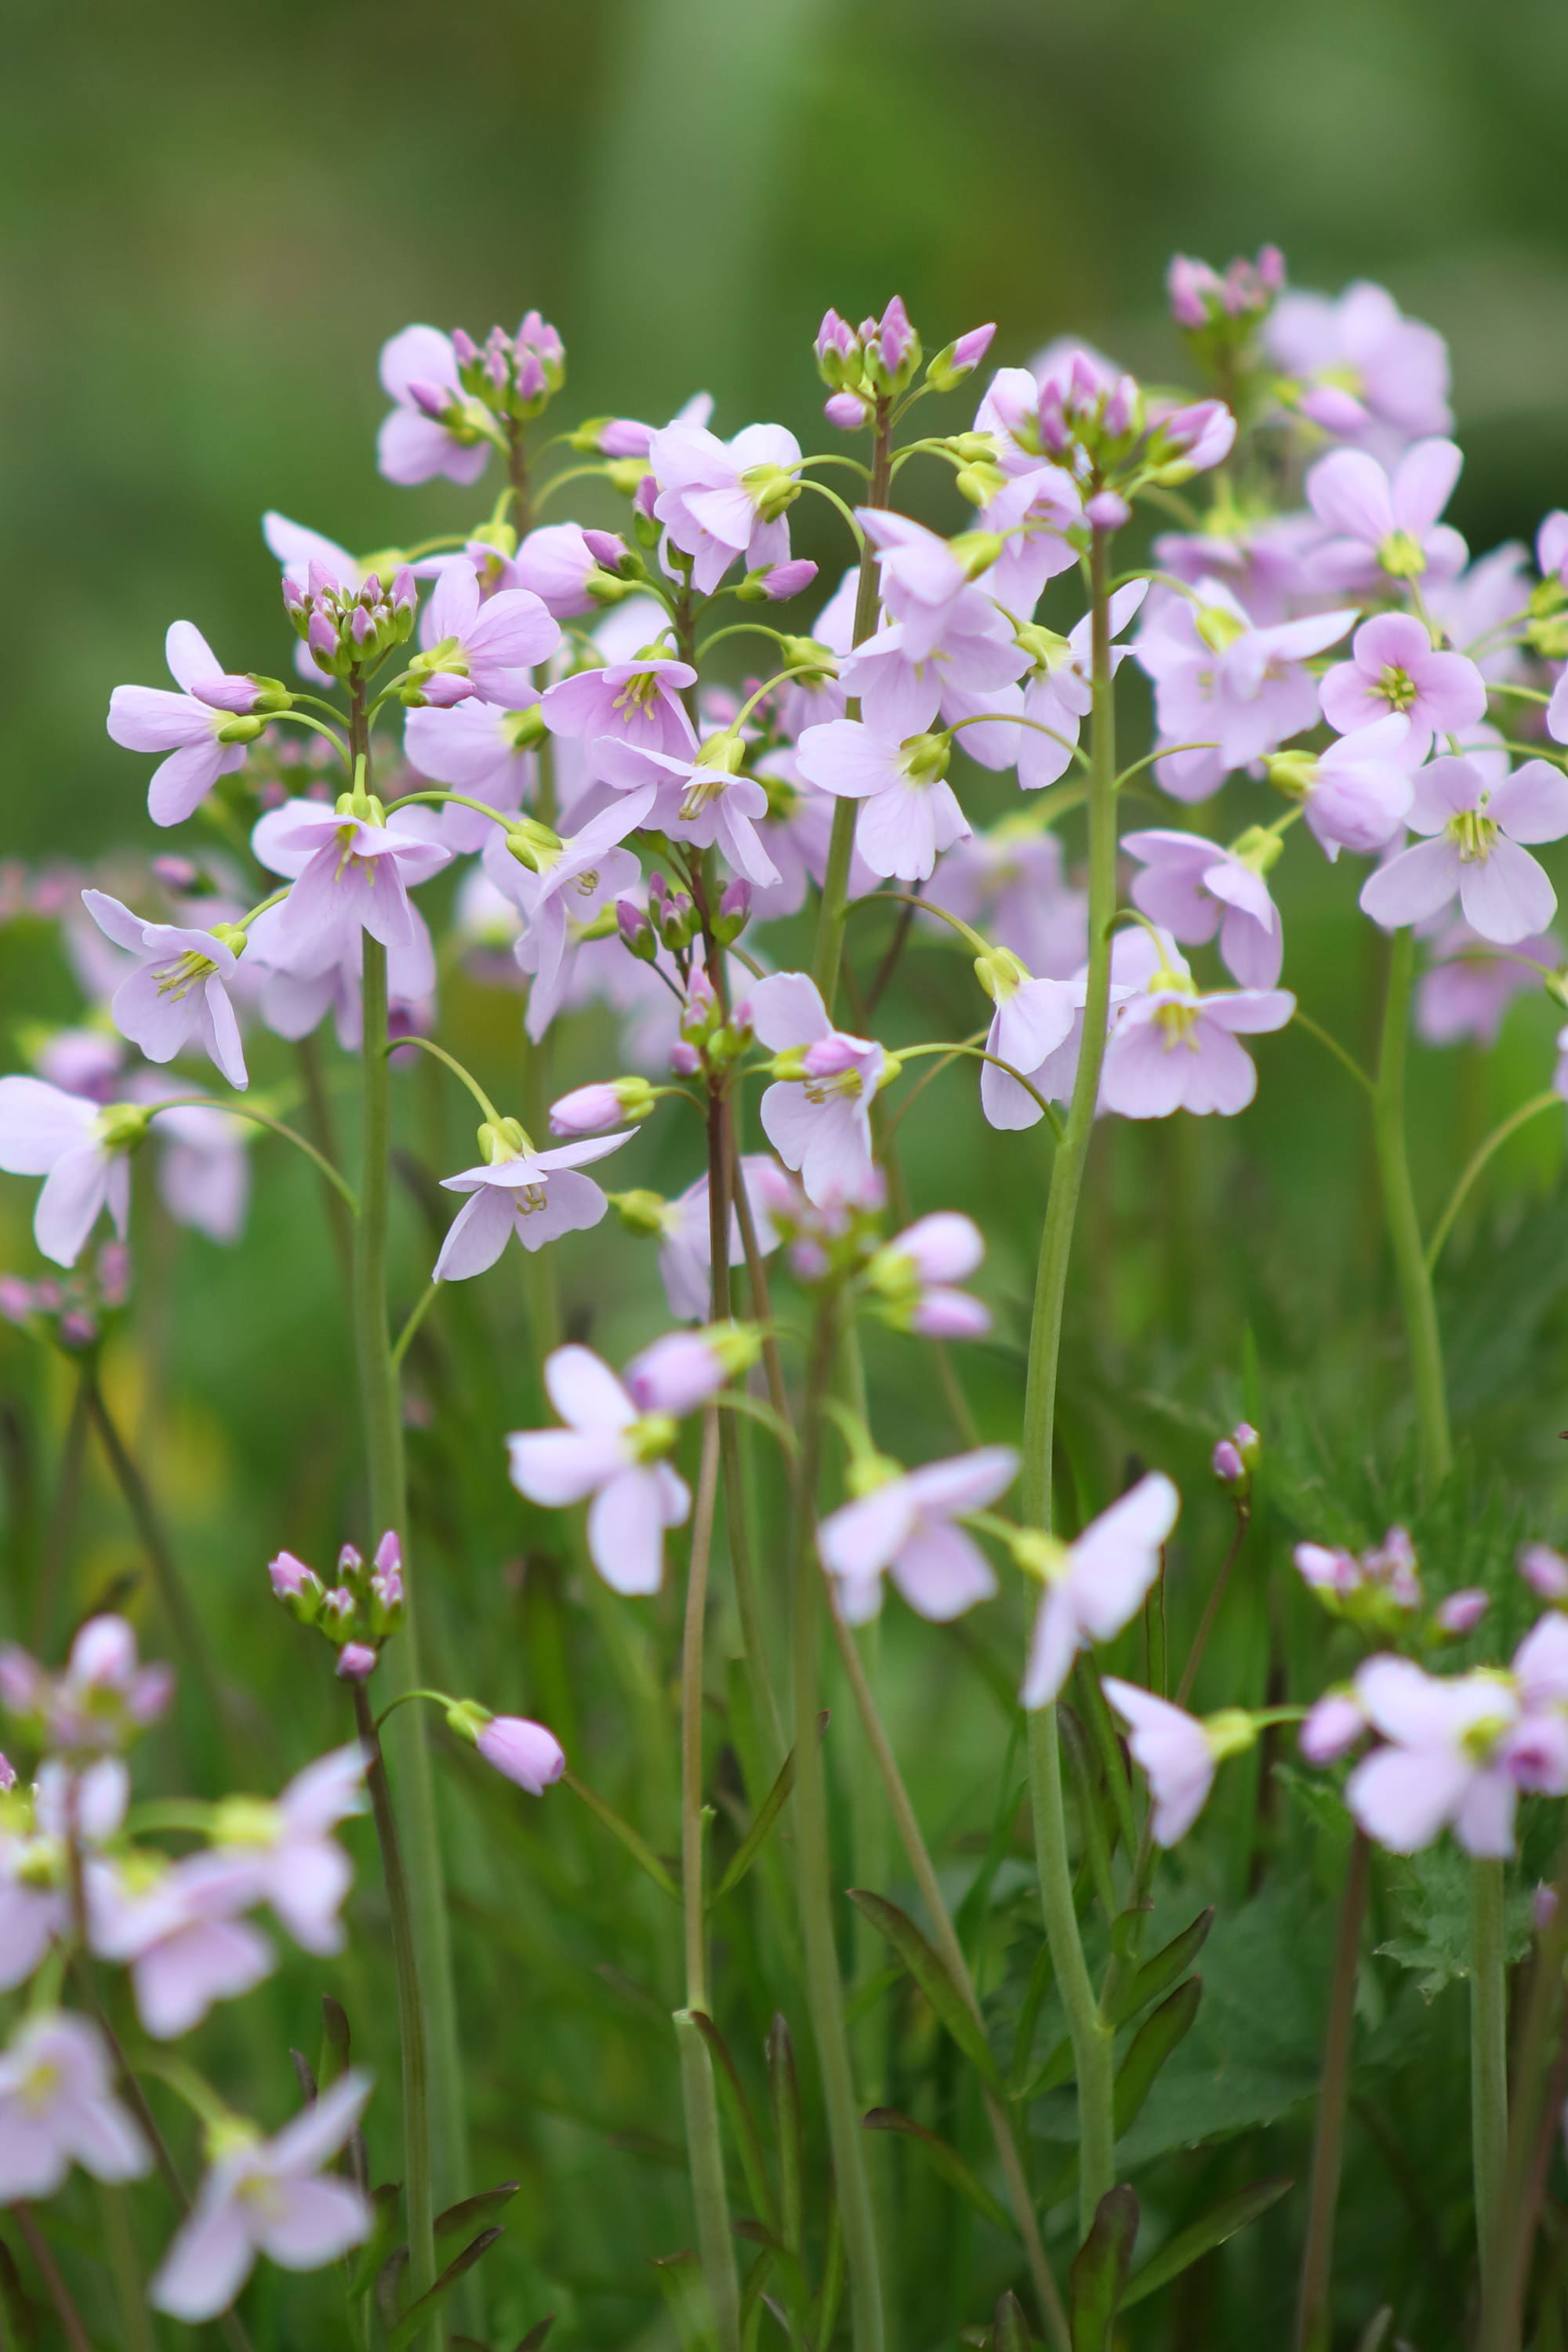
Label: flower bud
xmin=476 ymin=1713 xmax=567 ymax=1794
xmin=1435 ymin=1588 xmax=1489 ymax=1637
xmin=927 ymin=322 xmax=996 ymax=391
xmin=608 ymin=1187 xmax=670 ymax=1238
xmin=549 ymin=1076 xmax=656 ymax=1136
xmin=336 ymin=1643 xmax=378 ymax=1682
xmin=737 ymin=557 xmax=819 ymax=603
xmin=1521 ymin=1544 xmax=1568 ymax=1602
xmin=815 ymin=309 xmax=861 ymax=390
xmin=615 ymin=897 xmax=659 ymax=964
xmin=1299 ymin=1688 xmax=1365 ymax=1766
xmin=825 ymin=390 xmax=870 ymax=433
xmin=713 ymin=879 xmax=752 ymax=945
xmin=1085 ymin=491 xmax=1131 ymax=532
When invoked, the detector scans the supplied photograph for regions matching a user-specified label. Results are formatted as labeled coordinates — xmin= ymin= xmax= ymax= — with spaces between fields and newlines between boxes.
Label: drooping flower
xmin=1135 ymin=581 xmax=1356 ymax=803
xmin=595 ymin=735 xmax=781 ymax=887
xmin=1359 ymin=754 xmax=1568 ymax=944
xmin=434 ymin=1119 xmax=633 ymax=1279
xmin=89 ymin=1851 xmax=274 ymax=2039
xmin=107 ymin=623 xmax=275 ymax=827
xmin=1021 ymin=1474 xmax=1180 ymax=1706
xmin=475 ymin=1715 xmax=567 ymax=1794
xmin=1318 ymin=613 xmax=1486 ymax=764
xmin=81 ymin=891 xmax=249 ymax=1089
xmin=150 ymin=2073 xmax=374 ymax=2323
xmin=864 ymin=1211 xmax=990 ymax=1339
xmin=1098 ymin=941 xmax=1294 ymax=1119
xmin=209 ymin=1747 xmax=367 ymax=1958
xmin=540 ymin=654 xmax=699 ymax=786
xmin=817 ymin=1447 xmax=1018 ymax=1625
xmin=1011 ymin=586 xmax=1146 ymax=791
xmin=1122 ymin=830 xmax=1284 ymax=988
xmin=1101 ymin=1679 xmax=1251 ymax=1846
xmin=505 ymin=1344 xmax=699 ymax=1593
xmin=0 ymin=1078 xmax=144 ymax=1269
xmin=0 ymin=2013 xmax=149 ymax=2201
xmin=975 ymin=953 xmax=1078 ymax=1131
xmin=746 ymin=974 xmax=887 ymax=1206
xmin=489 ymin=788 xmax=657 ymax=1044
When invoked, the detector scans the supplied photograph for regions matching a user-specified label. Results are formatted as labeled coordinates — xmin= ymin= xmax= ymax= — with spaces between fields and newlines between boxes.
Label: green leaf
xmin=1114 ymin=1979 xmax=1202 ymax=2136
xmin=1069 ymin=2185 xmax=1138 ymax=2350
xmin=434 ymin=2181 xmax=519 ymax=2259
xmin=563 ymin=1769 xmax=680 ymax=1903
xmin=1352 ymin=2307 xmax=1395 ymax=2352
xmin=514 ymin=2320 xmax=557 ymax=2352
xmin=862 ymin=2107 xmax=1013 ymax=2234
xmin=710 ymin=1742 xmax=797 ymax=1906
xmin=1379 ymin=1844 xmax=1534 ymax=1997
xmin=1120 ymin=2176 xmax=1292 ymax=2310
xmin=1106 ymin=1908 xmax=1214 ymax=2029
xmin=1008 ymin=1940 xmax=1057 ymax=2092
xmin=990 ymin=2288 xmax=1031 ymax=2352
xmin=387 ymin=2229 xmax=506 ymax=2350
xmin=1013 ymin=2034 xmax=1074 ymax=2104
xmin=344 ymin=2181 xmax=403 ymax=2301
xmin=1272 ymin=1764 xmax=1353 ymax=1853
xmin=768 ymin=2013 xmax=804 ymax=2256
xmin=848 ymin=1888 xmax=999 ymax=2088
xmin=652 ymin=2249 xmax=719 ymax=2352
xmin=685 ymin=2010 xmax=778 ymax=2234
xmin=320 ymin=1993 xmax=353 ymax=2091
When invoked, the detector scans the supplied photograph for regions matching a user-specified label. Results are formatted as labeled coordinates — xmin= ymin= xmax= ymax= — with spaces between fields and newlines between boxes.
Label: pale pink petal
xmin=256 ymin=2176 xmax=372 ymax=2269
xmin=587 ymin=1468 xmax=678 ymax=1592
xmin=1489 ymin=759 xmax=1568 ymax=844
xmin=34 ymin=1144 xmax=111 ymax=1267
xmin=544 ymin=1345 xmax=635 ymax=1432
xmin=1359 ymin=838 xmax=1462 ymax=930
xmin=746 ymin=971 xmax=833 ymax=1051
xmin=1021 ymin=1584 xmax=1082 ymax=1710
xmin=1457 ymin=840 xmax=1556 ymax=945
xmin=151 ymin=2195 xmax=256 ymax=2321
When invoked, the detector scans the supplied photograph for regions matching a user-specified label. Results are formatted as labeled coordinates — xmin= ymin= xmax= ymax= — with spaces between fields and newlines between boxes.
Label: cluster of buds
xmin=1167 ymin=248 xmax=1286 ymax=419
xmin=284 ymin=561 xmax=416 ymax=681
xmin=1210 ymin=1420 xmax=1261 ymax=1501
xmin=267 ymin=1533 xmax=404 ymax=1682
xmin=1294 ymin=1525 xmax=1488 ymax=1646
xmin=811 ymin=298 xmax=916 ymax=427
xmin=449 ymin=314 xmax=565 ymax=426
xmin=0 ymin=1242 xmax=131 ymax=1352
xmin=0 ymin=1617 xmax=172 ymax=1756
xmin=993 ymin=351 xmax=1236 ymax=524
xmin=862 ymin=1212 xmax=990 ymax=1340
xmin=670 ymin=967 xmax=752 ymax=1080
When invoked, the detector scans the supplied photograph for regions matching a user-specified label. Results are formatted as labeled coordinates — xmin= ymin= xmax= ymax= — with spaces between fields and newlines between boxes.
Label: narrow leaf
xmin=1008 ymin=1940 xmax=1056 ymax=2093
xmin=344 ymin=2181 xmax=403 ymax=2301
xmin=321 ymin=1994 xmax=352 ymax=2089
xmin=1113 ymin=1977 xmax=1202 ymax=2136
xmin=1069 ymin=2185 xmax=1138 ymax=2351
xmin=1120 ymin=2176 xmax=1291 ymax=2310
xmin=848 ymin=1889 xmax=999 ymax=2088
xmin=1014 ymin=2033 xmax=1073 ymax=2104
xmin=862 ymin=2107 xmax=1012 ymax=2234
xmin=653 ymin=2249 xmax=718 ymax=2352
xmin=991 ymin=2288 xmax=1031 ymax=2352
xmin=768 ymin=2015 xmax=804 ymax=2256
xmin=564 ymin=1769 xmax=680 ymax=1903
xmin=387 ymin=2229 xmax=506 ymax=2350
xmin=514 ymin=2317 xmax=556 ymax=2352
xmin=435 ymin=2181 xmax=519 ymax=2256
xmin=710 ymin=1745 xmax=797 ymax=1906
xmin=1106 ymin=1909 xmax=1214 ymax=2029
xmin=687 ymin=2010 xmax=778 ymax=2233
xmin=1352 ymin=2307 xmax=1394 ymax=2352
xmin=289 ymin=2047 xmax=317 ymax=2106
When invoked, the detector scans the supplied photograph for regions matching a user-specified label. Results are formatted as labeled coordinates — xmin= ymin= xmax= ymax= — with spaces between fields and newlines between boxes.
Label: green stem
xmin=1372 ymin=927 xmax=1452 ymax=1494
xmin=810 ymin=405 xmax=893 ymax=1014
xmin=1472 ymin=1856 xmax=1510 ymax=2303
xmin=101 ymin=2183 xmax=156 ymax=2352
xmin=1028 ymin=1707 xmax=1115 ymax=2234
xmin=1480 ymin=1835 xmax=1568 ymax=2352
xmin=1425 ymin=1091 xmax=1562 ymax=1274
xmin=12 ymin=2205 xmax=92 ymax=2352
xmin=1294 ymin=1829 xmax=1370 ymax=2352
xmin=793 ymin=1297 xmax=886 ymax=2352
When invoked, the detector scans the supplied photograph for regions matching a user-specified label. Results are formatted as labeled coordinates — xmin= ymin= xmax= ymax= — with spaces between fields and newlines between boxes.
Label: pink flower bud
xmin=1167 ymin=255 xmax=1218 ymax=329
xmin=624 ymin=1330 xmax=727 ymax=1417
xmin=1085 ymin=491 xmax=1131 ymax=531
xmin=477 ymin=1714 xmax=567 ymax=1795
xmin=267 ymin=1550 xmax=316 ymax=1597
xmin=1301 ymin=1690 xmax=1365 ymax=1766
xmin=583 ymin=528 xmax=626 ymax=570
xmin=1212 ymin=1440 xmax=1245 ymax=1486
xmin=1436 ymin=1588 xmax=1489 ymax=1635
xmin=1521 ymin=1544 xmax=1568 ymax=1601
xmin=336 ymin=1643 xmax=379 ymax=1682
xmin=668 ymin=1040 xmax=700 ymax=1076
xmin=824 ymin=390 xmax=869 ymax=432
xmin=598 ymin=419 xmax=655 ymax=458
xmin=549 ymin=1081 xmax=629 ymax=1138
xmin=372 ymin=1531 xmax=401 ymax=1577
xmin=1536 ymin=1883 xmax=1559 ymax=1933
xmin=746 ymin=557 xmax=818 ymax=603
xmin=909 ymin=1290 xmax=991 ymax=1340
xmin=0 ymin=1753 xmax=14 ymax=1792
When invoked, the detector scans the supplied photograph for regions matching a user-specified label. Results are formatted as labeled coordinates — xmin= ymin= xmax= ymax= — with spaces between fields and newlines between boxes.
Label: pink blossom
xmin=1319 ymin=614 xmax=1486 ymax=764
xmin=215 ymin=1746 xmax=366 ymax=1957
xmin=621 ymin=1327 xmax=740 ymax=1417
xmin=1345 ymin=1655 xmax=1526 ymax=1857
xmin=746 ymin=973 xmax=886 ymax=1206
xmin=505 ymin=1344 xmax=694 ymax=1595
xmin=1022 ymin=1474 xmax=1180 ymax=1707
xmin=654 ymin=1156 xmax=786 ymax=1322
xmin=0 ymin=1078 xmax=136 ymax=1268
xmin=866 ymin=1210 xmax=989 ymax=1339
xmin=1305 ymin=438 xmax=1468 ymax=589
xmin=1436 ymin=1589 xmax=1490 ymax=1636
xmin=837 ymin=608 xmax=1029 ymax=773
xmin=492 ymin=789 xmax=657 ymax=1044
xmin=1521 ymin=1544 xmax=1568 ymax=1602
xmin=143 ymin=1094 xmax=252 ymax=1247
xmin=412 ymin=559 xmax=560 ymax=706
xmin=151 ymin=2073 xmax=374 ymax=2323
xmin=540 ymin=655 xmax=698 ymax=786
xmin=858 ymin=509 xmax=1004 ymax=662
xmin=1269 ymin=718 xmax=1414 ymax=861
xmin=1417 ymin=922 xmax=1559 ymax=1047
xmin=107 ymin=623 xmax=269 ymax=827
xmin=1134 ymin=580 xmax=1355 ymax=800
xmin=1101 ymin=1679 xmax=1222 ymax=1847
xmin=336 ymin=1643 xmax=377 ymax=1682
xmin=513 ymin=522 xmax=626 ymax=618
xmin=649 ymin=422 xmax=803 ymax=593
xmin=978 ymin=466 xmax=1083 ymax=617
xmin=1267 ymin=280 xmax=1452 ymax=450
xmin=82 ymin=891 xmax=249 ymax=1089
xmin=1013 ymin=586 xmax=1145 ymax=792
xmin=434 ymin=1123 xmax=632 ymax=1279
xmin=477 ymin=1715 xmax=567 ymax=1793
xmin=90 ymin=1851 xmax=274 ymax=2038
xmin=596 ymin=737 xmax=780 ymax=887
xmin=1300 ymin=1689 xmax=1367 ymax=1766
xmin=817 ymin=1447 xmax=1018 ymax=1625
xmin=377 ymin=324 xmax=493 ymax=486
xmin=252 ymin=800 xmax=452 ymax=971
xmin=1098 ymin=944 xmax=1294 ymax=1120
xmin=1122 ymin=830 xmax=1283 ymax=988
xmin=978 ymin=958 xmax=1078 ymax=1131
xmin=0 ymin=1615 xmax=172 ymax=1752
xmin=1359 ymin=754 xmax=1568 ymax=944
xmin=941 ymin=824 xmax=1087 ymax=978
xmin=402 ymin=697 xmax=540 ymax=850
xmin=0 ymin=2013 xmax=148 ymax=2201
xmin=793 ymin=720 xmax=968 ymax=881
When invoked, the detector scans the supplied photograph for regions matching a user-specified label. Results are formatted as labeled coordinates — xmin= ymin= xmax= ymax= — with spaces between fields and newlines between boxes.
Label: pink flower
xmin=817 ymin=1446 xmax=1018 ymax=1625
xmin=513 ymin=522 xmax=626 ymax=618
xmin=107 ymin=623 xmax=270 ymax=827
xmin=402 ymin=697 xmax=541 ymax=851
xmin=1345 ymin=1655 xmax=1526 ymax=1857
xmin=941 ymin=824 xmax=1087 ymax=978
xmin=1268 ymin=718 xmax=1414 ymax=861
xmin=1134 ymin=580 xmax=1355 ymax=800
xmin=252 ymin=801 xmax=452 ymax=970
xmin=1267 ymin=280 xmax=1452 ymax=450
xmin=1521 ymin=1544 xmax=1568 ymax=1602
xmin=866 ymin=1211 xmax=989 ymax=1339
xmin=793 ymin=721 xmax=969 ymax=881
xmin=0 ymin=2013 xmax=148 ymax=2201
xmin=0 ymin=1078 xmax=139 ymax=1268
xmin=978 ymin=959 xmax=1078 ymax=1131
xmin=977 ymin=466 xmax=1083 ymax=617
xmin=649 ymin=422 xmax=803 ymax=594
xmin=90 ymin=1852 xmax=274 ymax=2038
xmin=490 ymin=790 xmax=657 ymax=1044
xmin=1022 ymin=1474 xmax=1180 ymax=1707
xmin=838 ymin=608 xmax=1029 ymax=774
xmin=1301 ymin=1689 xmax=1367 ymax=1766
xmin=412 ymin=559 xmax=560 ymax=706
xmin=1305 ymin=438 xmax=1468 ymax=588
xmin=81 ymin=891 xmax=249 ymax=1090
xmin=214 ymin=1746 xmax=366 ymax=1957
xmin=1359 ymin=754 xmax=1568 ymax=944
xmin=377 ymin=323 xmax=493 ymax=486
xmin=434 ymin=1123 xmax=633 ymax=1280
xmin=653 ymin=1156 xmax=786 ymax=1322
xmin=151 ymin=2072 xmax=373 ymax=2323
xmin=1319 ymin=613 xmax=1486 ymax=764
xmin=1417 ymin=922 xmax=1559 ymax=1047
xmin=1013 ymin=586 xmax=1145 ymax=792
xmin=1101 ymin=1680 xmax=1225 ymax=1847
xmin=540 ymin=655 xmax=699 ymax=787
xmin=595 ymin=737 xmax=781 ymax=888
xmin=1098 ymin=945 xmax=1294 ymax=1120
xmin=746 ymin=974 xmax=887 ymax=1206
xmin=476 ymin=1715 xmax=567 ymax=1794
xmin=1122 ymin=830 xmax=1283 ymax=988
xmin=857 ymin=509 xmax=1001 ymax=663
xmin=505 ymin=1344 xmax=695 ymax=1595
xmin=0 ymin=1615 xmax=172 ymax=1752
xmin=621 ymin=1327 xmax=739 ymax=1417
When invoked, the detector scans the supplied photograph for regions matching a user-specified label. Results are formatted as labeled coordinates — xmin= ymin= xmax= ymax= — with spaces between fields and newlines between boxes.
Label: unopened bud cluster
xmin=285 ymin=561 xmax=416 ymax=681
xmin=267 ymin=1532 xmax=405 ymax=1681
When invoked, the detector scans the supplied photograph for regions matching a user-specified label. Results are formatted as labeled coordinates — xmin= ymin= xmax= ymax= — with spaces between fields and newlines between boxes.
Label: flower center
xmin=803 ymin=1067 xmax=864 ymax=1105
xmin=1377 ymin=663 xmax=1417 ymax=713
xmin=626 ymin=1410 xmax=679 ymax=1464
xmin=1196 ymin=603 xmax=1247 ymax=653
xmin=20 ymin=2060 xmax=61 ymax=2115
xmin=1447 ymin=808 xmax=1499 ymax=863
xmin=152 ymin=948 xmax=216 ymax=1002
xmin=897 ymin=731 xmax=952 ymax=785
xmin=1377 ymin=529 xmax=1426 ymax=579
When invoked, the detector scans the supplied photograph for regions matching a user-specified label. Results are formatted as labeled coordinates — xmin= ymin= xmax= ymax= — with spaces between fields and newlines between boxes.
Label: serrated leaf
xmin=1107 ymin=1909 xmax=1214 ymax=2029
xmin=1114 ymin=1980 xmax=1202 ymax=2136
xmin=848 ymin=1888 xmax=999 ymax=2088
xmin=1120 ymin=2176 xmax=1292 ymax=2310
xmin=1272 ymin=1764 xmax=1353 ymax=1852
xmin=435 ymin=2182 xmax=518 ymax=2258
xmin=1069 ymin=2185 xmax=1138 ymax=2350
xmin=1378 ymin=1844 xmax=1534 ymax=1997
xmin=862 ymin=2107 xmax=1013 ymax=2234
xmin=387 ymin=2229 xmax=505 ymax=2350
xmin=564 ymin=1769 xmax=680 ymax=1903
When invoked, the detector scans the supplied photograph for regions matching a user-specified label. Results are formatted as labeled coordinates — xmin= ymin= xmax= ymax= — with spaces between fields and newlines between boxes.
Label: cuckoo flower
xmin=1134 ymin=579 xmax=1356 ymax=799
xmin=942 ymin=822 xmax=1088 ymax=978
xmin=434 ymin=1119 xmax=633 ymax=1279
xmin=652 ymin=1156 xmax=786 ymax=1323
xmin=865 ymin=1211 xmax=990 ymax=1339
xmin=90 ymin=1852 xmax=274 ymax=2039
xmin=107 ymin=622 xmax=274 ymax=827
xmin=0 ymin=2013 xmax=149 ymax=2202
xmin=1122 ymin=829 xmax=1284 ymax=988
xmin=817 ymin=1446 xmax=1018 ymax=1626
xmin=596 ymin=736 xmax=780 ymax=887
xmin=1319 ymin=613 xmax=1486 ymax=764
xmin=1101 ymin=1680 xmax=1250 ymax=1847
xmin=649 ymin=421 xmax=803 ymax=593
xmin=151 ymin=2073 xmax=374 ymax=2323
xmin=1305 ymin=437 xmax=1468 ymax=588
xmin=1344 ymin=1656 xmax=1530 ymax=1857
xmin=1417 ymin=921 xmax=1559 ymax=1047
xmin=506 ymin=1342 xmax=699 ymax=1594
xmin=0 ymin=1614 xmax=172 ymax=1753
xmin=511 ymin=522 xmax=627 ymax=618
xmin=402 ymin=695 xmax=541 ymax=851
xmin=211 ymin=1747 xmax=367 ymax=1958
xmin=793 ymin=719 xmax=969 ymax=880
xmin=838 ymin=606 xmax=1029 ymax=771
xmin=475 ymin=1715 xmax=568 ymax=1794
xmin=540 ymin=654 xmax=698 ymax=786
xmin=1265 ymin=717 xmax=1414 ymax=860
xmin=410 ymin=558 xmax=560 ymax=706
xmin=975 ymin=953 xmax=1078 ymax=1130
xmin=377 ymin=323 xmax=495 ymax=485
xmin=252 ymin=799 xmax=452 ymax=970
xmin=1098 ymin=940 xmax=1294 ymax=1119
xmin=747 ymin=973 xmax=887 ymax=1205
xmin=978 ymin=466 xmax=1084 ymax=617
xmin=1021 ymin=1474 xmax=1180 ymax=1707
xmin=0 ymin=1077 xmax=142 ymax=1269
xmin=82 ymin=891 xmax=249 ymax=1089
xmin=1359 ymin=753 xmax=1568 ymax=944
xmin=1013 ymin=584 xmax=1146 ymax=791
xmin=493 ymin=786 xmax=657 ymax=1042
xmin=1266 ymin=278 xmax=1452 ymax=448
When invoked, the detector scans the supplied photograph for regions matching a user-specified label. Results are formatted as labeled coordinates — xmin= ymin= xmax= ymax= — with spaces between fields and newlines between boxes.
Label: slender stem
xmin=677 ymin=1410 xmax=742 ymax=2352
xmin=1174 ymin=1508 xmax=1250 ymax=1708
xmin=101 ymin=2182 xmax=157 ymax=2352
xmin=1372 ymin=927 xmax=1452 ymax=1494
xmin=1426 ymin=1091 xmax=1561 ymax=1274
xmin=147 ymin=1100 xmax=359 ymax=1212
xmin=792 ymin=1297 xmax=886 ymax=2352
xmin=353 ymin=1682 xmax=436 ymax=2341
xmin=391 ymin=1279 xmax=440 ymax=1371
xmin=1294 ymin=1830 xmax=1370 ymax=2352
xmin=1481 ymin=1835 xmax=1568 ymax=2352
xmin=1472 ymin=1856 xmax=1511 ymax=2303
xmin=810 ymin=405 xmax=893 ymax=1013
xmin=31 ymin=1361 xmax=92 ymax=1647
xmin=1291 ymin=1009 xmax=1376 ymax=1098
xmin=295 ymin=1034 xmax=354 ymax=1285
xmin=1028 ymin=1707 xmax=1115 ymax=2233
xmin=13 ymin=2205 xmax=93 ymax=2352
